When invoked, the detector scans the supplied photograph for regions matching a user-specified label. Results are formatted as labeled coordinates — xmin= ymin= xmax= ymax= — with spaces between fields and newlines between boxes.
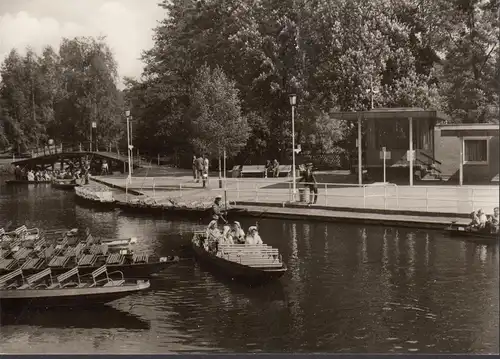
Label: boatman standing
xmin=211 ymin=195 xmax=226 ymax=224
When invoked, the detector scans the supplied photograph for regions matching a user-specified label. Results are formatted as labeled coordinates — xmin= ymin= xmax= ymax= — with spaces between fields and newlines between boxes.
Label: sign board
xmin=379 ymin=150 xmax=391 ymax=160
xmin=406 ymin=150 xmax=415 ymax=161
xmin=92 ymin=122 xmax=97 ymax=128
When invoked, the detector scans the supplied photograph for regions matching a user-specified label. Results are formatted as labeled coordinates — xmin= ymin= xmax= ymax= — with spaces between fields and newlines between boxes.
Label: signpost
xmin=379 ymin=147 xmax=391 ymax=183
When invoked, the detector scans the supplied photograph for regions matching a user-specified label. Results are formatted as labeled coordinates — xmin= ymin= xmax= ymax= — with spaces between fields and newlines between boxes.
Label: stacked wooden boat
xmin=191 ymin=231 xmax=287 ymax=282
xmin=52 ymin=178 xmax=80 ymax=190
xmin=75 ymin=184 xmax=115 ymax=204
xmin=0 ymin=226 xmax=179 ymax=279
xmin=0 ymin=264 xmax=150 ymax=309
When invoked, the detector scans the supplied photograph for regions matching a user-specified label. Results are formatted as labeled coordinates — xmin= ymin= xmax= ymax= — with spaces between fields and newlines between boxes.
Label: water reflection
xmin=0 ymin=183 xmax=498 ymax=354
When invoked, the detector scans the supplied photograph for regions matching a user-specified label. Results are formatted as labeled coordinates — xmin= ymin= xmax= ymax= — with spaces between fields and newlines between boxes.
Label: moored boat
xmin=444 ymin=223 xmax=499 ymax=244
xmin=191 ymin=232 xmax=287 ymax=282
xmin=0 ymin=266 xmax=150 ymax=309
xmin=5 ymin=180 xmax=51 ymax=185
xmin=52 ymin=179 xmax=80 ymax=190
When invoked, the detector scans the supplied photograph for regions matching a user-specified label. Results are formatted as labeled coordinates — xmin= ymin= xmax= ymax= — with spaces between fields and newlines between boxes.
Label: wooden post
xmin=459 ymin=136 xmax=464 ymax=186
xmin=357 ymin=116 xmax=362 ymax=185
xmin=409 ymin=117 xmax=413 ymax=186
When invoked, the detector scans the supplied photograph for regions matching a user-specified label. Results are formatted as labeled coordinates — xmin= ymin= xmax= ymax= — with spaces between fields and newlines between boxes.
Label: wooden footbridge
xmin=11 ymin=142 xmax=138 ymax=173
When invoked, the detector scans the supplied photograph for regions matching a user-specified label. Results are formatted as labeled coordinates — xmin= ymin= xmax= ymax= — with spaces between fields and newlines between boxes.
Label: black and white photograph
xmin=0 ymin=0 xmax=498 ymax=355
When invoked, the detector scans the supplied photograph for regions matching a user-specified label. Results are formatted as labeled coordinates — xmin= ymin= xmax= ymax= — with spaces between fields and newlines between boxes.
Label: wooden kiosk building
xmin=329 ymin=108 xmax=451 ymax=185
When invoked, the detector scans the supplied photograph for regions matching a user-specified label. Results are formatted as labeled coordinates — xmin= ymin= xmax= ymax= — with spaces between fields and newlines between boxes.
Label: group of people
xmin=469 ymin=207 xmax=499 ymax=233
xmin=192 ymin=155 xmax=210 ymax=188
xmin=202 ymin=195 xmax=264 ymax=253
xmin=264 ymin=159 xmax=281 ymax=178
xmin=14 ymin=161 xmax=91 ymax=184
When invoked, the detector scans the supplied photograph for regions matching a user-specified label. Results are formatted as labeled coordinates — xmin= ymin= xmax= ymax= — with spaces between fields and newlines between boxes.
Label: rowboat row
xmin=0 ymin=265 xmax=150 ymax=310
xmin=0 ymin=226 xmax=180 ymax=279
xmin=444 ymin=223 xmax=498 ymax=244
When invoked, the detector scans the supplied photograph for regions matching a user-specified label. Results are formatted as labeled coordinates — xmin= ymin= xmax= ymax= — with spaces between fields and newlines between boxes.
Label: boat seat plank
xmin=106 ymin=253 xmax=124 ymax=265
xmin=26 ymin=268 xmax=52 ymax=285
xmin=91 ymin=265 xmax=108 ymax=280
xmin=12 ymin=248 xmax=33 ymax=260
xmin=0 ymin=268 xmax=23 ymax=284
xmin=103 ymin=279 xmax=125 ymax=287
xmin=78 ymin=254 xmax=97 ymax=267
xmin=48 ymin=256 xmax=70 ymax=268
xmin=133 ymin=253 xmax=149 ymax=263
xmin=21 ymin=257 xmax=44 ymax=270
xmin=41 ymin=245 xmax=55 ymax=259
xmin=0 ymin=258 xmax=17 ymax=270
xmin=34 ymin=238 xmax=46 ymax=251
xmin=64 ymin=247 xmax=76 ymax=257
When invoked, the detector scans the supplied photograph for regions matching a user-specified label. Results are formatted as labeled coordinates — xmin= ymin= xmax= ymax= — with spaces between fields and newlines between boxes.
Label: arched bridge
xmin=11 ymin=142 xmax=140 ymax=173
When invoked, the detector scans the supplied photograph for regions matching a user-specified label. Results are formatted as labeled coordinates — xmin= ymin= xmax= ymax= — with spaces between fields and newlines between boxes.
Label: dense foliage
xmin=0 ymin=0 xmax=498 ymax=167
xmin=0 ymin=37 xmax=124 ymax=154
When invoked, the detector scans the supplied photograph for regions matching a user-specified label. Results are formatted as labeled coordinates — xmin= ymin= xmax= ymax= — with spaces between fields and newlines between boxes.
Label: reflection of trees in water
xmin=74 ymin=205 xmax=118 ymax=238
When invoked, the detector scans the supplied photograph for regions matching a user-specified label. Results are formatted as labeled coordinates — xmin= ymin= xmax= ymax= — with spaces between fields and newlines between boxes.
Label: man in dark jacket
xmin=211 ymin=195 xmax=226 ymax=223
xmin=300 ymin=163 xmax=318 ymax=205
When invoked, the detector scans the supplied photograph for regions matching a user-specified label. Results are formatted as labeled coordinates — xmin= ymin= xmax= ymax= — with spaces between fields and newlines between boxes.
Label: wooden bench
xmin=21 ymin=257 xmax=45 ymax=271
xmin=48 ymin=256 xmax=70 ymax=268
xmin=13 ymin=225 xmax=28 ymax=237
xmin=0 ymin=258 xmax=17 ymax=271
xmin=230 ymin=165 xmax=242 ymax=178
xmin=78 ymin=254 xmax=97 ymax=267
xmin=41 ymin=245 xmax=55 ymax=259
xmin=240 ymin=165 xmax=266 ymax=177
xmin=33 ymin=238 xmax=46 ymax=252
xmin=279 ymin=165 xmax=292 ymax=177
xmin=0 ymin=268 xmax=24 ymax=289
xmin=88 ymin=265 xmax=125 ymax=288
xmin=18 ymin=268 xmax=53 ymax=289
xmin=12 ymin=248 xmax=33 ymax=261
xmin=48 ymin=267 xmax=87 ymax=289
xmin=89 ymin=244 xmax=108 ymax=255
xmin=133 ymin=253 xmax=149 ymax=263
xmin=106 ymin=253 xmax=125 ymax=265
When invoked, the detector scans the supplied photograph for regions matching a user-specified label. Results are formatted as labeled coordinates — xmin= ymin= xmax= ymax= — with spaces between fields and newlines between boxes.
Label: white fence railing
xmin=125 ymin=177 xmax=499 ymax=215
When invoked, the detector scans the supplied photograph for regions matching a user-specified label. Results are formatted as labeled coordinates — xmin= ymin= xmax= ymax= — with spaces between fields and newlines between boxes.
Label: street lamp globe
xmin=289 ymin=94 xmax=297 ymax=106
xmin=48 ymin=139 xmax=54 ymax=145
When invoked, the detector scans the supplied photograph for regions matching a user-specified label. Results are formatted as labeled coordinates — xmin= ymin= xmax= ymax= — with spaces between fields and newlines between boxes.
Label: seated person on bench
xmin=245 ymin=226 xmax=263 ymax=245
xmin=221 ymin=225 xmax=234 ymax=245
xmin=469 ymin=209 xmax=487 ymax=230
xmin=205 ymin=220 xmax=222 ymax=252
xmin=231 ymin=221 xmax=245 ymax=244
xmin=486 ymin=207 xmax=499 ymax=233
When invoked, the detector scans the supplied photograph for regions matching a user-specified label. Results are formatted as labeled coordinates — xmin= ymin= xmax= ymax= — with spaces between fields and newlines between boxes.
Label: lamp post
xmin=125 ymin=110 xmax=133 ymax=185
xmin=289 ymin=93 xmax=297 ymax=201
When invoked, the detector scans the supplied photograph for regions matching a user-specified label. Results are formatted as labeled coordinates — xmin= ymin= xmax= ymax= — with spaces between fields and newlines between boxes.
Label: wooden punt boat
xmin=0 ymin=305 xmax=151 ymax=330
xmin=0 ymin=245 xmax=179 ymax=278
xmin=191 ymin=232 xmax=287 ymax=282
xmin=116 ymin=200 xmax=246 ymax=220
xmin=52 ymin=179 xmax=80 ymax=190
xmin=0 ymin=225 xmax=41 ymax=243
xmin=0 ymin=265 xmax=150 ymax=309
xmin=5 ymin=179 xmax=52 ymax=185
xmin=444 ymin=223 xmax=499 ymax=244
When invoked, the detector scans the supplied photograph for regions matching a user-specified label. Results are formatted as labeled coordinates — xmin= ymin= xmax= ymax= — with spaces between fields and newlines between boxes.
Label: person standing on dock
xmin=211 ymin=195 xmax=226 ymax=223
xmin=300 ymin=162 xmax=318 ymax=205
xmin=195 ymin=155 xmax=204 ymax=183
xmin=192 ymin=155 xmax=198 ymax=181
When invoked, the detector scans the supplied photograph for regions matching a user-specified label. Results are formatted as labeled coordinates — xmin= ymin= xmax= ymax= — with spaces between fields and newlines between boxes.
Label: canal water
xmin=0 ymin=183 xmax=498 ymax=354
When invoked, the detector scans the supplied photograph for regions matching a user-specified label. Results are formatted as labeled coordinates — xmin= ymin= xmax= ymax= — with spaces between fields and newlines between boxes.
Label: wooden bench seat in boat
xmin=40 ymin=245 xmax=55 ymax=259
xmin=48 ymin=267 xmax=88 ymax=289
xmin=33 ymin=238 xmax=46 ymax=252
xmin=48 ymin=255 xmax=70 ymax=268
xmin=0 ymin=258 xmax=18 ymax=271
xmin=12 ymin=248 xmax=33 ymax=261
xmin=18 ymin=268 xmax=53 ymax=289
xmin=21 ymin=257 xmax=45 ymax=271
xmin=0 ymin=248 xmax=10 ymax=258
xmin=0 ymin=268 xmax=24 ymax=289
xmin=106 ymin=253 xmax=125 ymax=265
xmin=133 ymin=253 xmax=149 ymax=263
xmin=78 ymin=254 xmax=97 ymax=267
xmin=89 ymin=244 xmax=108 ymax=255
